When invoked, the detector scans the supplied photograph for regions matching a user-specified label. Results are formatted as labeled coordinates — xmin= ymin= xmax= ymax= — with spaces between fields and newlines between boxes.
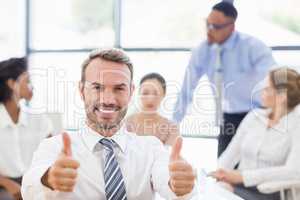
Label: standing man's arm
xmin=172 ymin=45 xmax=206 ymax=123
xmin=249 ymin=38 xmax=276 ymax=73
xmin=248 ymin=38 xmax=276 ymax=106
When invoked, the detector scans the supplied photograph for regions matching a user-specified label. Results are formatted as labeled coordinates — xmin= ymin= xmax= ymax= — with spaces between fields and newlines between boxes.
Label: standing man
xmin=21 ymin=48 xmax=196 ymax=200
xmin=173 ymin=2 xmax=275 ymax=157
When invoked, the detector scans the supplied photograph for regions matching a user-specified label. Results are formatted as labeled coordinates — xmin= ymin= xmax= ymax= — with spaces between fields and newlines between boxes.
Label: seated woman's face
xmin=13 ymin=72 xmax=33 ymax=101
xmin=139 ymin=79 xmax=165 ymax=112
xmin=261 ymin=76 xmax=277 ymax=108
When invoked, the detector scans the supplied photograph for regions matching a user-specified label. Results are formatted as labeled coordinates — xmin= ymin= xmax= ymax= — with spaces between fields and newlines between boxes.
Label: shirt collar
xmin=260 ymin=105 xmax=300 ymax=132
xmin=0 ymin=104 xmax=28 ymax=128
xmin=81 ymin=122 xmax=127 ymax=153
xmin=18 ymin=107 xmax=29 ymax=127
xmin=220 ymin=31 xmax=237 ymax=50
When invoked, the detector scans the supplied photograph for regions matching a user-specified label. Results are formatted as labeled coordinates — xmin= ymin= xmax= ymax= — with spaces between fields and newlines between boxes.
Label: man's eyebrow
xmin=89 ymin=82 xmax=128 ymax=87
xmin=90 ymin=82 xmax=101 ymax=86
xmin=115 ymin=83 xmax=127 ymax=87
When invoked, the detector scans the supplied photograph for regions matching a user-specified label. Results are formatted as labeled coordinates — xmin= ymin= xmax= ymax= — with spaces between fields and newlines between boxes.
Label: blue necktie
xmin=100 ymin=138 xmax=127 ymax=200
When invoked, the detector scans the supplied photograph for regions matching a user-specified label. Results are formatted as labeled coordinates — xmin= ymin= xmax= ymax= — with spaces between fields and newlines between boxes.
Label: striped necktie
xmin=100 ymin=138 xmax=127 ymax=200
xmin=214 ymin=45 xmax=223 ymax=127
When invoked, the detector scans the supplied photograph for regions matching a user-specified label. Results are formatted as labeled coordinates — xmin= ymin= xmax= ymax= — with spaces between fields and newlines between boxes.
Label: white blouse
xmin=218 ymin=106 xmax=300 ymax=187
xmin=0 ymin=104 xmax=53 ymax=178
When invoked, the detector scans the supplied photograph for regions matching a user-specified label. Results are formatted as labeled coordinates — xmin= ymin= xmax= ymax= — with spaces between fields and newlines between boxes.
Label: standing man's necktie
xmin=213 ymin=45 xmax=223 ymax=127
xmin=100 ymin=138 xmax=127 ymax=200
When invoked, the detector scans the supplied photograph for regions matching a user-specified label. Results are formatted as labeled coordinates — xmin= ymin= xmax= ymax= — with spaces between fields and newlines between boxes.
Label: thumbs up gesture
xmin=169 ymin=137 xmax=196 ymax=196
xmin=41 ymin=133 xmax=80 ymax=192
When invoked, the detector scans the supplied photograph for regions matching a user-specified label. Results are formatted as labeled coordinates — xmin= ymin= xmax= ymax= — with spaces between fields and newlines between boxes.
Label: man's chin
xmin=96 ymin=121 xmax=120 ymax=131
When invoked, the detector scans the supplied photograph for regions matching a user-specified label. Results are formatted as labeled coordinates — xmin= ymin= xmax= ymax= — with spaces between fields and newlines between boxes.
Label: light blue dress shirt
xmin=173 ymin=31 xmax=276 ymax=123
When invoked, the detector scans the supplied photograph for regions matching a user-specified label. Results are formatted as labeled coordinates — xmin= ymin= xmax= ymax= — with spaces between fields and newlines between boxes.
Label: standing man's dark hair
xmin=0 ymin=57 xmax=28 ymax=103
xmin=212 ymin=2 xmax=238 ymax=20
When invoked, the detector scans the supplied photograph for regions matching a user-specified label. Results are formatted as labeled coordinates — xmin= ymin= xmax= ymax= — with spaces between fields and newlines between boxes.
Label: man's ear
xmin=129 ymin=83 xmax=135 ymax=99
xmin=79 ymin=81 xmax=84 ymax=100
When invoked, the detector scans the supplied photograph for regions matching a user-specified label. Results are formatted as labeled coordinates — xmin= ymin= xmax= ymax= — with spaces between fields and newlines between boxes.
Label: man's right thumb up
xmin=62 ymin=132 xmax=72 ymax=156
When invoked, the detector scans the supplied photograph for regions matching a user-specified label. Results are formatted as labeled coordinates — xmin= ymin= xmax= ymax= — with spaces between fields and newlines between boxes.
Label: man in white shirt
xmin=21 ymin=48 xmax=196 ymax=200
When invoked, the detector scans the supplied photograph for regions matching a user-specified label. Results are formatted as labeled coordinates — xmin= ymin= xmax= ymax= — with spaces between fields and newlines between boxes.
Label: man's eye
xmin=116 ymin=87 xmax=125 ymax=91
xmin=93 ymin=85 xmax=101 ymax=90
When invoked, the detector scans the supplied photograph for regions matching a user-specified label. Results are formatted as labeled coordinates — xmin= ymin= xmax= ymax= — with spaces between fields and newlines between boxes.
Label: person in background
xmin=0 ymin=57 xmax=53 ymax=200
xmin=172 ymin=1 xmax=276 ymax=157
xmin=211 ymin=67 xmax=300 ymax=200
xmin=126 ymin=73 xmax=179 ymax=146
xmin=21 ymin=48 xmax=196 ymax=200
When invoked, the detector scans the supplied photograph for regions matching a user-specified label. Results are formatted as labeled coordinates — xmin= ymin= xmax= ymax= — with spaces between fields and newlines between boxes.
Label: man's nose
xmin=207 ymin=27 xmax=213 ymax=34
xmin=100 ymin=89 xmax=117 ymax=105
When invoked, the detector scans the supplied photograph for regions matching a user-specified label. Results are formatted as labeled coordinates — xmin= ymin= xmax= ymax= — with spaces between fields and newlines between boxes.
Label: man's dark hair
xmin=212 ymin=2 xmax=238 ymax=20
xmin=140 ymin=73 xmax=166 ymax=94
xmin=0 ymin=57 xmax=28 ymax=103
xmin=81 ymin=48 xmax=133 ymax=83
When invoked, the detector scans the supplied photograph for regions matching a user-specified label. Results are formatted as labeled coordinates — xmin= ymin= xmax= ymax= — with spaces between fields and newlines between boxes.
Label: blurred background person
xmin=172 ymin=1 xmax=276 ymax=157
xmin=0 ymin=57 xmax=53 ymax=200
xmin=211 ymin=67 xmax=300 ymax=200
xmin=126 ymin=73 xmax=179 ymax=146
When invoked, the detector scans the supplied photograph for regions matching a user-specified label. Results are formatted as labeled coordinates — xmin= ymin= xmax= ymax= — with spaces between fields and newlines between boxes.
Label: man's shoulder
xmin=236 ymin=31 xmax=268 ymax=48
xmin=194 ymin=40 xmax=209 ymax=51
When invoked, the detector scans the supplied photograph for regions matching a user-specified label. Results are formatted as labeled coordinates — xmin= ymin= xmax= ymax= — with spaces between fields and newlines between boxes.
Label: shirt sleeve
xmin=249 ymin=38 xmax=276 ymax=72
xmin=21 ymin=136 xmax=62 ymax=200
xmin=242 ymin=122 xmax=300 ymax=187
xmin=172 ymin=44 xmax=207 ymax=123
xmin=150 ymin=139 xmax=197 ymax=199
xmin=218 ymin=111 xmax=255 ymax=169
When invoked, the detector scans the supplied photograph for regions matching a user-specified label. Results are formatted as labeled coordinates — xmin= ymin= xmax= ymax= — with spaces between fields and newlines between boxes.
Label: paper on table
xmin=192 ymin=169 xmax=244 ymax=200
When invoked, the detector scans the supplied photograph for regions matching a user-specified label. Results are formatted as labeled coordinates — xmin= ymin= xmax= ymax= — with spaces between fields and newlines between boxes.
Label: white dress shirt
xmin=218 ymin=106 xmax=300 ymax=188
xmin=0 ymin=103 xmax=52 ymax=178
xmin=21 ymin=124 xmax=196 ymax=200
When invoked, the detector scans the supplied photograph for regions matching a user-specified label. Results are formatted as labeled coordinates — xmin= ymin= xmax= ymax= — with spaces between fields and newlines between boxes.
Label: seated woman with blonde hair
xmin=126 ymin=73 xmax=179 ymax=146
xmin=211 ymin=67 xmax=300 ymax=200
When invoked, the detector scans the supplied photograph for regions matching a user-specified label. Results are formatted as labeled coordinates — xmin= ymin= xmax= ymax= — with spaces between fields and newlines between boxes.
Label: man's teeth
xmin=98 ymin=108 xmax=115 ymax=113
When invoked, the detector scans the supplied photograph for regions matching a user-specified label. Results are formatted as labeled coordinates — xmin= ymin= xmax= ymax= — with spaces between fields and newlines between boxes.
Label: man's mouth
xmin=93 ymin=106 xmax=119 ymax=119
xmin=97 ymin=108 xmax=116 ymax=113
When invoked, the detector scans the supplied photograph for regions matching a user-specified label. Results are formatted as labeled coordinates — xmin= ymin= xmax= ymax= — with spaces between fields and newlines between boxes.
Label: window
xmin=273 ymin=51 xmax=300 ymax=67
xmin=235 ymin=0 xmax=300 ymax=46
xmin=31 ymin=0 xmax=114 ymax=50
xmin=121 ymin=0 xmax=219 ymax=47
xmin=0 ymin=0 xmax=25 ymax=60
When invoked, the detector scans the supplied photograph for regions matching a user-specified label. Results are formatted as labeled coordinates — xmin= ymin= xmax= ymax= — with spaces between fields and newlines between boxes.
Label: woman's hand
xmin=210 ymin=168 xmax=243 ymax=185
